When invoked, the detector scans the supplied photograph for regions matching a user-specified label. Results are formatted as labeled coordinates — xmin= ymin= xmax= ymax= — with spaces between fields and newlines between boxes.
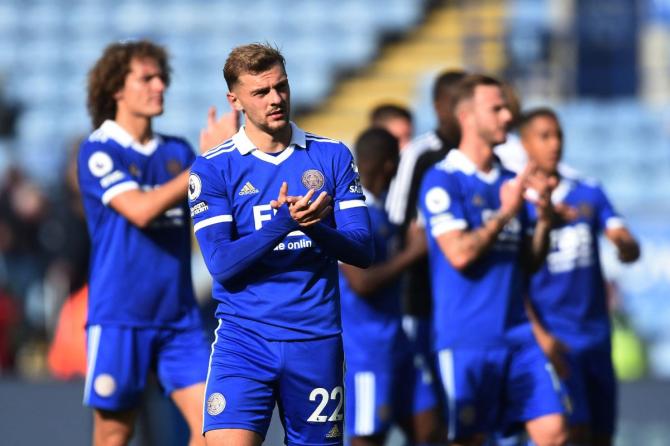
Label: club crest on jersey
xmin=166 ymin=159 xmax=182 ymax=176
xmin=188 ymin=173 xmax=202 ymax=201
xmin=472 ymin=194 xmax=484 ymax=207
xmin=206 ymin=392 xmax=226 ymax=416
xmin=578 ymin=202 xmax=593 ymax=219
xmin=88 ymin=151 xmax=113 ymax=177
xmin=301 ymin=169 xmax=325 ymax=191
xmin=129 ymin=163 xmax=141 ymax=178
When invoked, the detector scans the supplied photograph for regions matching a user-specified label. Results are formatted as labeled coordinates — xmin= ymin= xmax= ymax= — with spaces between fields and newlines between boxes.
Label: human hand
xmin=199 ymin=106 xmax=239 ymax=153
xmin=270 ymin=182 xmax=292 ymax=209
xmin=288 ymin=189 xmax=332 ymax=227
xmin=499 ymin=163 xmax=530 ymax=219
xmin=525 ymin=170 xmax=557 ymax=223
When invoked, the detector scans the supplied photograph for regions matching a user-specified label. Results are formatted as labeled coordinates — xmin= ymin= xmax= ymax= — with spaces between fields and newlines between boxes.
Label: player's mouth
xmin=267 ymin=109 xmax=286 ymax=119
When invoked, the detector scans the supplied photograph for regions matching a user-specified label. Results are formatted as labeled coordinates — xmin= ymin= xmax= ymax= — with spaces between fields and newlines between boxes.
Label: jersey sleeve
xmin=78 ymin=140 xmax=138 ymax=206
xmin=419 ymin=168 xmax=468 ymax=239
xmin=333 ymin=143 xmax=366 ymax=212
xmin=188 ymin=157 xmax=233 ymax=235
xmin=593 ymin=184 xmax=624 ymax=231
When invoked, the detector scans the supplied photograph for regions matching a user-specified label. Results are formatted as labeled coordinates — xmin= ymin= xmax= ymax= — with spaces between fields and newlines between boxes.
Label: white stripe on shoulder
xmin=339 ymin=199 xmax=366 ymax=210
xmin=193 ymin=214 xmax=233 ymax=232
xmin=305 ymin=134 xmax=339 ymax=144
xmin=101 ymin=181 xmax=139 ymax=205
xmin=204 ymin=141 xmax=236 ymax=159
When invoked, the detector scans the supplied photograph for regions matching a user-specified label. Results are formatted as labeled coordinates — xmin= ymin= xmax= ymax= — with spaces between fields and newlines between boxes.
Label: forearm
xmin=526 ymin=217 xmax=552 ymax=272
xmin=442 ymin=212 xmax=510 ymax=270
xmin=344 ymin=248 xmax=420 ymax=296
xmin=198 ymin=207 xmax=298 ymax=283
xmin=302 ymin=208 xmax=373 ymax=268
xmin=113 ymin=170 xmax=189 ymax=228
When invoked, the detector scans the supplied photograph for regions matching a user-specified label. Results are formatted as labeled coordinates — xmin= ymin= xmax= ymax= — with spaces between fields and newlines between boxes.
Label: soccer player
xmin=189 ymin=43 xmax=373 ymax=446
xmin=418 ymin=74 xmax=568 ymax=446
xmin=369 ymin=103 xmax=414 ymax=151
xmin=520 ymin=107 xmax=640 ymax=446
xmin=78 ymin=40 xmax=233 ymax=446
xmin=339 ymin=128 xmax=441 ymax=446
xmin=385 ymin=70 xmax=467 ymax=365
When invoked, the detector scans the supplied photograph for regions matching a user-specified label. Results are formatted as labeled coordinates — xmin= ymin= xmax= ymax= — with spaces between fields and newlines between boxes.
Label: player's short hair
xmin=87 ymin=39 xmax=171 ymax=129
xmin=518 ymin=107 xmax=561 ymax=134
xmin=370 ymin=104 xmax=412 ymax=126
xmin=451 ymin=74 xmax=503 ymax=110
xmin=354 ymin=127 xmax=399 ymax=166
xmin=432 ymin=69 xmax=468 ymax=102
xmin=224 ymin=43 xmax=286 ymax=90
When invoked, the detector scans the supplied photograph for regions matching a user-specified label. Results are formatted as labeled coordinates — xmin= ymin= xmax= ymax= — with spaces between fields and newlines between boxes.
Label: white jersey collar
xmin=445 ymin=149 xmax=501 ymax=184
xmin=99 ymin=120 xmax=162 ymax=156
xmin=233 ymin=121 xmax=306 ymax=155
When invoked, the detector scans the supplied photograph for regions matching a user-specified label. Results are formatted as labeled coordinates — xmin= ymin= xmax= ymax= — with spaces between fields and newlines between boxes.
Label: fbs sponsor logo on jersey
xmin=325 ymin=424 xmax=342 ymax=439
xmin=207 ymin=392 xmax=226 ymax=416
xmin=302 ymin=169 xmax=325 ymax=191
xmin=239 ymin=181 xmax=260 ymax=196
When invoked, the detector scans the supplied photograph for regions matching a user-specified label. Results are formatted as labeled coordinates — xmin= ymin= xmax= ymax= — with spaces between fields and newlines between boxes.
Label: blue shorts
xmin=563 ymin=345 xmax=616 ymax=434
xmin=204 ymin=320 xmax=344 ymax=445
xmin=345 ymin=351 xmax=438 ymax=437
xmin=435 ymin=342 xmax=565 ymax=442
xmin=83 ymin=324 xmax=210 ymax=411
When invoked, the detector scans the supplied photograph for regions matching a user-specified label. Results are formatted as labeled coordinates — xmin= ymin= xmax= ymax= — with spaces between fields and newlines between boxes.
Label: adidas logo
xmin=238 ymin=181 xmax=260 ymax=196
xmin=325 ymin=424 xmax=342 ymax=439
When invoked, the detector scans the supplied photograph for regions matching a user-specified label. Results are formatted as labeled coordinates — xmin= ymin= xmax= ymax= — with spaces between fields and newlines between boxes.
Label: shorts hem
xmin=164 ymin=378 xmax=206 ymax=396
xmin=202 ymin=422 xmax=266 ymax=439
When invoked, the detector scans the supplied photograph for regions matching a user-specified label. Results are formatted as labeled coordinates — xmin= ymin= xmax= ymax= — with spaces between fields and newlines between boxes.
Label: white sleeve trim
xmin=431 ymin=219 xmax=468 ymax=237
xmin=606 ymin=217 xmax=625 ymax=229
xmin=101 ymin=181 xmax=139 ymax=205
xmin=193 ymin=214 xmax=233 ymax=232
xmin=339 ymin=199 xmax=366 ymax=210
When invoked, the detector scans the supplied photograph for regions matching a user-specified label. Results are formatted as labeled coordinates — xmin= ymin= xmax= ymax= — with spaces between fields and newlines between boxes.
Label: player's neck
xmin=360 ymin=174 xmax=384 ymax=199
xmin=459 ymin=135 xmax=495 ymax=172
xmin=245 ymin=122 xmax=292 ymax=154
xmin=114 ymin=113 xmax=153 ymax=145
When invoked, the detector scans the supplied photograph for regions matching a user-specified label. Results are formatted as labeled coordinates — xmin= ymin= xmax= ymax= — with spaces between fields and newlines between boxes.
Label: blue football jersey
xmin=528 ymin=174 xmax=622 ymax=349
xmin=419 ymin=150 xmax=531 ymax=349
xmin=189 ymin=123 xmax=366 ymax=341
xmin=339 ymin=189 xmax=408 ymax=364
xmin=78 ymin=120 xmax=201 ymax=328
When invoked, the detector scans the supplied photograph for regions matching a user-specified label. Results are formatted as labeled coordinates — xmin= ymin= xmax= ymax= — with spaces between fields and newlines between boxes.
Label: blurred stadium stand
xmin=0 ymin=0 xmax=669 ymax=444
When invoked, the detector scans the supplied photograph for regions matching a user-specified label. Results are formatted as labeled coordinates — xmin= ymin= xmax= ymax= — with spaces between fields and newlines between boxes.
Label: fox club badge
xmin=301 ymin=169 xmax=325 ymax=191
xmin=207 ymin=392 xmax=226 ymax=416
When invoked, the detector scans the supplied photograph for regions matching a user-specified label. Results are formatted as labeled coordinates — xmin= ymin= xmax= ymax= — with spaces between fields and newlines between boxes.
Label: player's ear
xmin=227 ymin=93 xmax=243 ymax=112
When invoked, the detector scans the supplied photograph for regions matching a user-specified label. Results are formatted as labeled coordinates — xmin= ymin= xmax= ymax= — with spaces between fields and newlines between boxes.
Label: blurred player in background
xmin=78 ymin=40 xmax=238 ymax=446
xmin=189 ymin=43 xmax=373 ymax=446
xmin=385 ymin=69 xmax=467 ymax=373
xmin=339 ymin=128 xmax=442 ymax=446
xmin=419 ymin=75 xmax=567 ymax=446
xmin=369 ymin=103 xmax=414 ymax=151
xmin=520 ymin=107 xmax=641 ymax=446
